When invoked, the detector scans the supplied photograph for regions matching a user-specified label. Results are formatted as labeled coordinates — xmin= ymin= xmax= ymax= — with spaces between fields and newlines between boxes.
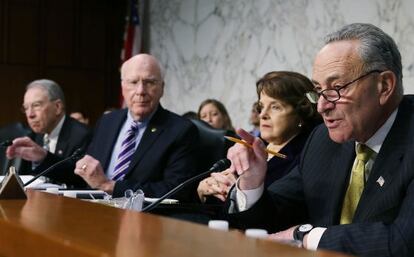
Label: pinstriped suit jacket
xmin=228 ymin=96 xmax=414 ymax=257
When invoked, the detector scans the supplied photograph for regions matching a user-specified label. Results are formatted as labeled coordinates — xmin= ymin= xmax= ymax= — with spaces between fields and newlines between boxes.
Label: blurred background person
xmin=70 ymin=111 xmax=89 ymax=125
xmin=6 ymin=79 xmax=92 ymax=188
xmin=249 ymin=102 xmax=261 ymax=137
xmin=182 ymin=111 xmax=198 ymax=120
xmin=198 ymin=99 xmax=235 ymax=132
xmin=197 ymin=71 xmax=321 ymax=204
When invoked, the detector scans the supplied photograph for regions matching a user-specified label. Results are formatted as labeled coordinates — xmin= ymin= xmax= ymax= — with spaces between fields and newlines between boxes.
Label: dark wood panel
xmin=0 ymin=0 xmax=126 ymax=127
xmin=45 ymin=68 xmax=106 ymax=124
xmin=7 ymin=0 xmax=41 ymax=65
xmin=45 ymin=0 xmax=75 ymax=67
xmin=79 ymin=1 xmax=106 ymax=70
xmin=0 ymin=65 xmax=41 ymax=126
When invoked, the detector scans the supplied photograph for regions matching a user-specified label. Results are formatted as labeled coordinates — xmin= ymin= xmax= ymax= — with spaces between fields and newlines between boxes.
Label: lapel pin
xmin=151 ymin=128 xmax=157 ymax=132
xmin=376 ymin=176 xmax=385 ymax=187
xmin=58 ymin=150 xmax=63 ymax=155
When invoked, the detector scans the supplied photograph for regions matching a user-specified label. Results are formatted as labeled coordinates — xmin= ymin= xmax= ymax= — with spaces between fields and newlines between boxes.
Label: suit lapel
xmin=54 ymin=117 xmax=71 ymax=157
xmin=101 ymin=110 xmax=128 ymax=169
xmin=355 ymin=98 xmax=413 ymax=220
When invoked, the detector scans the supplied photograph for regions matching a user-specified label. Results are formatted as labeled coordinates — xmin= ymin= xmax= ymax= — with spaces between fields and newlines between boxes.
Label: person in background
xmin=6 ymin=79 xmax=92 ymax=187
xmin=225 ymin=23 xmax=414 ymax=257
xmin=198 ymin=99 xmax=235 ymax=132
xmin=70 ymin=111 xmax=89 ymax=125
xmin=249 ymin=102 xmax=261 ymax=137
xmin=197 ymin=71 xmax=321 ymax=203
xmin=74 ymin=54 xmax=199 ymax=199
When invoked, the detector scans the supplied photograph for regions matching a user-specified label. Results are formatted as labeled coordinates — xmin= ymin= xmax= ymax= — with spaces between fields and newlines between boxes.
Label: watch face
xmin=299 ymin=224 xmax=313 ymax=232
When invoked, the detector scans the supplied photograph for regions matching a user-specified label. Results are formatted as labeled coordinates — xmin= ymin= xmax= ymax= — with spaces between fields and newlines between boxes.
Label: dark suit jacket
xmin=87 ymin=106 xmax=199 ymax=199
xmin=20 ymin=117 xmax=92 ymax=188
xmin=228 ymin=96 xmax=414 ymax=257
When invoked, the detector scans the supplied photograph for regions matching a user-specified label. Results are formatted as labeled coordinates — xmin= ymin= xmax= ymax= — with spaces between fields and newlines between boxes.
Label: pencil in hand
xmin=224 ymin=136 xmax=287 ymax=159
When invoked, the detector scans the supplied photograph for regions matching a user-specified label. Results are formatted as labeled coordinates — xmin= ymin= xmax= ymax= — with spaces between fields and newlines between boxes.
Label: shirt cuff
xmin=235 ymin=178 xmax=264 ymax=211
xmin=304 ymin=227 xmax=326 ymax=250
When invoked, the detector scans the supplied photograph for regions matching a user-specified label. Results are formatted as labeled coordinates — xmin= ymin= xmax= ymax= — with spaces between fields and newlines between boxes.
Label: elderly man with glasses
xmin=224 ymin=23 xmax=414 ymax=257
xmin=73 ymin=54 xmax=199 ymax=200
xmin=6 ymin=79 xmax=92 ymax=188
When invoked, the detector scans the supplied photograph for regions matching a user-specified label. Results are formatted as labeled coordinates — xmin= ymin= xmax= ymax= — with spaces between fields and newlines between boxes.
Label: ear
xmin=378 ymin=71 xmax=397 ymax=105
xmin=160 ymin=81 xmax=165 ymax=97
xmin=54 ymin=99 xmax=64 ymax=115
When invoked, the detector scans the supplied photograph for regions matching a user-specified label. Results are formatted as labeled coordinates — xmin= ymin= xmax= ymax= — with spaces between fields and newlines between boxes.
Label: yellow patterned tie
xmin=340 ymin=144 xmax=373 ymax=224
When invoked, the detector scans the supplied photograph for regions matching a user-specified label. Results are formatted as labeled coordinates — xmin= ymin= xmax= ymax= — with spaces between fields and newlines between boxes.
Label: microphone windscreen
xmin=210 ymin=158 xmax=231 ymax=171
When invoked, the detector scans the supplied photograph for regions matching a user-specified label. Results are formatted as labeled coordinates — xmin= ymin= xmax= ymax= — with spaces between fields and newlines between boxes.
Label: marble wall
xmin=148 ymin=0 xmax=414 ymax=129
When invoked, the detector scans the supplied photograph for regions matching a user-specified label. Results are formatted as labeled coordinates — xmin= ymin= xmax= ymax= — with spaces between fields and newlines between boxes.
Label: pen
xmin=224 ymin=136 xmax=287 ymax=159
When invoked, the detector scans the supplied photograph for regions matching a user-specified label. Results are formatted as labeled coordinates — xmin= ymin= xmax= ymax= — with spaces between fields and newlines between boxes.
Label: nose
xmin=133 ymin=81 xmax=147 ymax=94
xmin=317 ymin=96 xmax=335 ymax=114
xmin=259 ymin=107 xmax=269 ymax=120
xmin=25 ymin=108 xmax=36 ymax=119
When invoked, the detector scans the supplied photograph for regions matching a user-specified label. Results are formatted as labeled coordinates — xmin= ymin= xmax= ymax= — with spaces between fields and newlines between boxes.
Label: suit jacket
xmin=20 ymin=117 xmax=92 ymax=188
xmin=87 ymin=106 xmax=199 ymax=199
xmin=228 ymin=96 xmax=414 ymax=257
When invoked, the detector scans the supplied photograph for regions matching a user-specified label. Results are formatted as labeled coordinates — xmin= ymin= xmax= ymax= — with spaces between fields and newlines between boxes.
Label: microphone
xmin=0 ymin=140 xmax=13 ymax=147
xmin=23 ymin=148 xmax=84 ymax=187
xmin=142 ymin=158 xmax=231 ymax=212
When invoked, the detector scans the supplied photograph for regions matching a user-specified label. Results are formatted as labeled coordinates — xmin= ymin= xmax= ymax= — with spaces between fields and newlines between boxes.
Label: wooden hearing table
xmin=0 ymin=190 xmax=353 ymax=257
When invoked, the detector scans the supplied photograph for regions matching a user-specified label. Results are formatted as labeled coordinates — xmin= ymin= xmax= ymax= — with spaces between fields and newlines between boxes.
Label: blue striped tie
xmin=111 ymin=122 xmax=139 ymax=181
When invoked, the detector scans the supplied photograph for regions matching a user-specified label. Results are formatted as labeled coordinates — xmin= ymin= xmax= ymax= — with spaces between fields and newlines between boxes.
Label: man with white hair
xmin=75 ymin=54 xmax=199 ymax=199
xmin=7 ymin=79 xmax=92 ymax=188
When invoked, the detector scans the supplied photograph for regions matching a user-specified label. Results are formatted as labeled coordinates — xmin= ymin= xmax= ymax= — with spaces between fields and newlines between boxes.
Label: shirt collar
xmin=126 ymin=105 xmax=158 ymax=128
xmin=47 ymin=115 xmax=65 ymax=141
xmin=358 ymin=108 xmax=398 ymax=154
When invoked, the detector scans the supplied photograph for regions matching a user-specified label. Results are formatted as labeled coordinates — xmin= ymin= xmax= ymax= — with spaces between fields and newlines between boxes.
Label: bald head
xmin=121 ymin=54 xmax=164 ymax=81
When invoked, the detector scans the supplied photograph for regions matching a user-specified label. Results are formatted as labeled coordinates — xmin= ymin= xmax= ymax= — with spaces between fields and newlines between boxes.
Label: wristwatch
xmin=293 ymin=224 xmax=313 ymax=242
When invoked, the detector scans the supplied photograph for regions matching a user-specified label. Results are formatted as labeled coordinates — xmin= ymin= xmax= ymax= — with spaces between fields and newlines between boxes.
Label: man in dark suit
xmin=74 ymin=54 xmax=199 ymax=199
xmin=6 ymin=79 xmax=92 ymax=187
xmin=225 ymin=23 xmax=414 ymax=257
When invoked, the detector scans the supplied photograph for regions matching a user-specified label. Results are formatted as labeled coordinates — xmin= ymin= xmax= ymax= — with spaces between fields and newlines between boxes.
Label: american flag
xmin=120 ymin=0 xmax=143 ymax=106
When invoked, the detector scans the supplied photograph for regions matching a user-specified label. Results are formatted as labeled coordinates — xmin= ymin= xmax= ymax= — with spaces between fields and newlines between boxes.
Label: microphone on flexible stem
xmin=23 ymin=148 xmax=84 ymax=187
xmin=142 ymin=158 xmax=231 ymax=212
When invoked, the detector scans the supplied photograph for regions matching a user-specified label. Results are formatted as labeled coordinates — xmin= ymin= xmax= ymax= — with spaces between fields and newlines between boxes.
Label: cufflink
xmin=151 ymin=128 xmax=157 ymax=132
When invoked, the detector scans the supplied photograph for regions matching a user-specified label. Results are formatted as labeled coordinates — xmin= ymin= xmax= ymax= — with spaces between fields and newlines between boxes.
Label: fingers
xmin=236 ymin=128 xmax=255 ymax=144
xmin=12 ymin=136 xmax=36 ymax=147
xmin=75 ymin=155 xmax=98 ymax=176
xmin=211 ymin=172 xmax=235 ymax=187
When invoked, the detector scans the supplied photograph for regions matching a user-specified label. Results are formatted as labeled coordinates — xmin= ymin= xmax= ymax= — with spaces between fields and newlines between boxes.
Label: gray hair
xmin=324 ymin=23 xmax=403 ymax=97
xmin=26 ymin=79 xmax=66 ymax=106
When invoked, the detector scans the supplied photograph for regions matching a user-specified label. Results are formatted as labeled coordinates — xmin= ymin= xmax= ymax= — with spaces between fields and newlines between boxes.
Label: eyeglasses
xmin=21 ymin=101 xmax=47 ymax=114
xmin=123 ymin=78 xmax=161 ymax=90
xmin=306 ymin=69 xmax=383 ymax=104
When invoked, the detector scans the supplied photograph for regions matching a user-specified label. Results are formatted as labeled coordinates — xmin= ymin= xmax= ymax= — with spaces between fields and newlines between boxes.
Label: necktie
xmin=43 ymin=134 xmax=50 ymax=151
xmin=111 ymin=122 xmax=139 ymax=181
xmin=340 ymin=144 xmax=373 ymax=224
